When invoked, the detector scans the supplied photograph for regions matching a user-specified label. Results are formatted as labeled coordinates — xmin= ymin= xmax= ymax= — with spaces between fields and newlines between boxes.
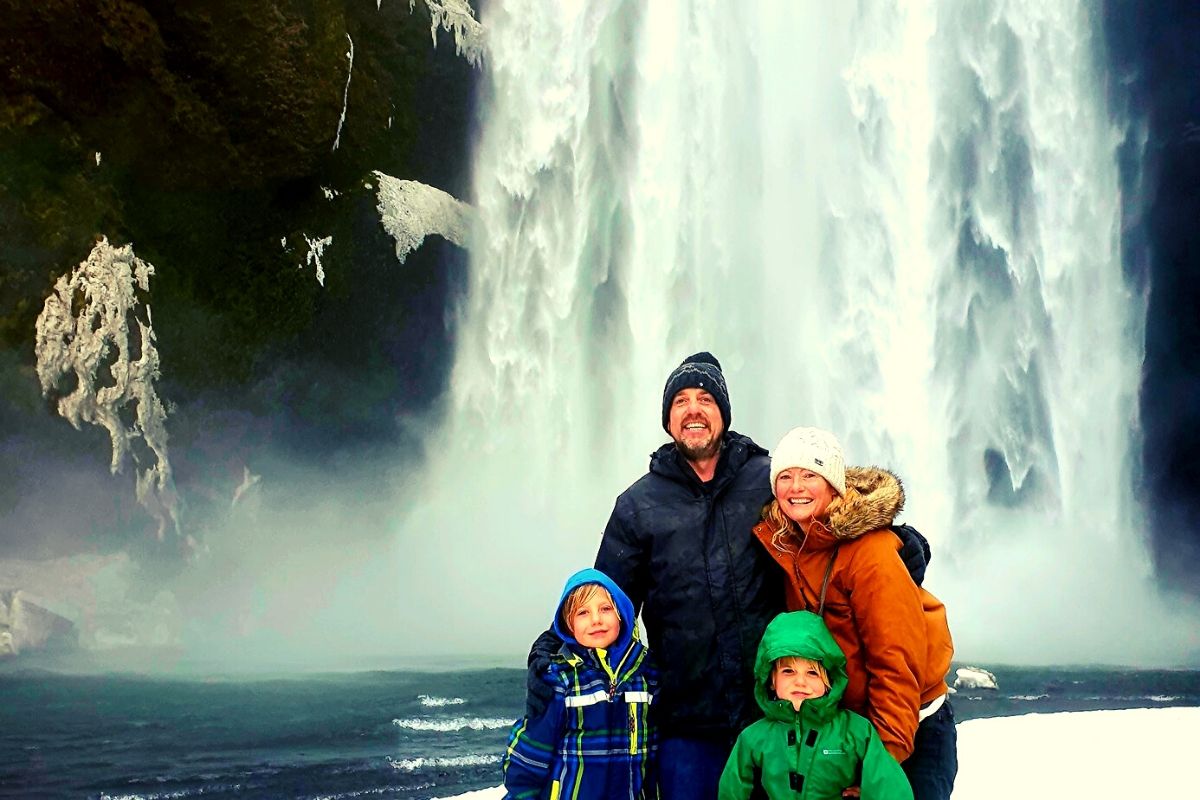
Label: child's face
xmin=568 ymin=593 xmax=620 ymax=649
xmin=771 ymin=657 xmax=827 ymax=711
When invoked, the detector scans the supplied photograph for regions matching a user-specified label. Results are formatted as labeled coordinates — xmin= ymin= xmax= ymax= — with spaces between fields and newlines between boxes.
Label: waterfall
xmin=396 ymin=0 xmax=1198 ymax=663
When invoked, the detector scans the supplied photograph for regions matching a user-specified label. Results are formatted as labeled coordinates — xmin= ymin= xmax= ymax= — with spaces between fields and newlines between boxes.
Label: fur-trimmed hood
xmin=822 ymin=466 xmax=905 ymax=541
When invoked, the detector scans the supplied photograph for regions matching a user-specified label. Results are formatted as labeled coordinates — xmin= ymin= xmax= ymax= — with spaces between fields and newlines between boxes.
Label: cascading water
xmin=396 ymin=0 xmax=1199 ymax=663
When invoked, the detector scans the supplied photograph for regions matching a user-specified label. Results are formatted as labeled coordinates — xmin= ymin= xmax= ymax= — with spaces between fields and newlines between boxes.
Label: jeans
xmin=658 ymin=736 xmax=733 ymax=800
xmin=903 ymin=697 xmax=958 ymax=800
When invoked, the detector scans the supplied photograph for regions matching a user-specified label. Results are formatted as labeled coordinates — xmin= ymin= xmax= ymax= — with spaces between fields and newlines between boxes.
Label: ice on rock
xmin=411 ymin=0 xmax=484 ymax=67
xmin=302 ymin=234 xmax=333 ymax=286
xmin=373 ymin=172 xmax=474 ymax=263
xmin=34 ymin=237 xmax=180 ymax=541
xmin=0 ymin=590 xmax=77 ymax=657
xmin=954 ymin=666 xmax=999 ymax=691
xmin=332 ymin=33 xmax=354 ymax=152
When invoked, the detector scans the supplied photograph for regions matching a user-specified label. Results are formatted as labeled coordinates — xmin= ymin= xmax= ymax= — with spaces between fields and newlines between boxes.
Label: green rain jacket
xmin=718 ymin=611 xmax=913 ymax=800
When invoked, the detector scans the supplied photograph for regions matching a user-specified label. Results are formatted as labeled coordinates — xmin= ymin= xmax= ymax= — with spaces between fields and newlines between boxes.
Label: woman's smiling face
xmin=774 ymin=467 xmax=836 ymax=527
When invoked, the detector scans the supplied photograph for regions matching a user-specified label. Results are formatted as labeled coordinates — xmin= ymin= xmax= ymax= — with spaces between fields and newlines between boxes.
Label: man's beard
xmin=674 ymin=434 xmax=722 ymax=463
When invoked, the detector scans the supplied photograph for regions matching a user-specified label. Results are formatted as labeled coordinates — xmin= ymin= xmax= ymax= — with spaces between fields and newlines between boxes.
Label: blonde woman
xmin=752 ymin=427 xmax=956 ymax=800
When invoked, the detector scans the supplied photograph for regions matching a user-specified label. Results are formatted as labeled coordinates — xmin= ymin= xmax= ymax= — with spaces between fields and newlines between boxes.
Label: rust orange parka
xmin=751 ymin=467 xmax=953 ymax=762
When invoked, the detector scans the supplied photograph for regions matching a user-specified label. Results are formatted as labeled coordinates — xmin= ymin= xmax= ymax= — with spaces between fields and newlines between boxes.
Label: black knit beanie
xmin=661 ymin=352 xmax=732 ymax=432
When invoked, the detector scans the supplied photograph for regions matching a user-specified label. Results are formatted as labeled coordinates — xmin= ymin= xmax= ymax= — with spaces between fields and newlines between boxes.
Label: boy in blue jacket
xmin=503 ymin=568 xmax=658 ymax=799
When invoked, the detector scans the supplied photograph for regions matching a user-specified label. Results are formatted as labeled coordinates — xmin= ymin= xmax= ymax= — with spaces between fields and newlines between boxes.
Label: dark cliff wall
xmin=0 ymin=0 xmax=476 ymax=558
xmin=1104 ymin=0 xmax=1200 ymax=594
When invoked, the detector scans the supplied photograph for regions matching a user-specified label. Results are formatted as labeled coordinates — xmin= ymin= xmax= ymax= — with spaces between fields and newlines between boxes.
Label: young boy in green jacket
xmin=718 ymin=611 xmax=913 ymax=800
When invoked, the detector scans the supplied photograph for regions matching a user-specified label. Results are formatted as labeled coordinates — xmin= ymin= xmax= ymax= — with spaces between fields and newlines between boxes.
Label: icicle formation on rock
xmin=410 ymin=0 xmax=484 ymax=66
xmin=373 ymin=171 xmax=473 ymax=263
xmin=332 ymin=33 xmax=354 ymax=152
xmin=34 ymin=237 xmax=180 ymax=541
xmin=302 ymin=234 xmax=333 ymax=285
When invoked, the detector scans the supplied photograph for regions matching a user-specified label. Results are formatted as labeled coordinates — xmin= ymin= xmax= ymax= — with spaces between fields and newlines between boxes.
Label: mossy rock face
xmin=0 ymin=0 xmax=474 ymax=394
xmin=1 ymin=0 xmax=386 ymax=188
xmin=0 ymin=0 xmax=476 ymax=554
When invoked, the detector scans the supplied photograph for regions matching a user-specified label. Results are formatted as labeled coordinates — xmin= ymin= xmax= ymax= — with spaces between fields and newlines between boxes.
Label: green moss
xmin=0 ymin=0 xmax=474 ymax=392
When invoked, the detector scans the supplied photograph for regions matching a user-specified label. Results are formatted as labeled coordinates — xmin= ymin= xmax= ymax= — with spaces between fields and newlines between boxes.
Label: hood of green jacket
xmin=754 ymin=611 xmax=848 ymax=725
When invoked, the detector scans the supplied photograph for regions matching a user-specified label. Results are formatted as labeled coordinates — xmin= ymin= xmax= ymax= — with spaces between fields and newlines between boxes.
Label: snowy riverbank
xmin=443 ymin=706 xmax=1197 ymax=799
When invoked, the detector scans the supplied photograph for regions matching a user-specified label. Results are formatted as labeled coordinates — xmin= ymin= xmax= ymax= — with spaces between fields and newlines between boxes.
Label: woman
xmin=752 ymin=427 xmax=957 ymax=800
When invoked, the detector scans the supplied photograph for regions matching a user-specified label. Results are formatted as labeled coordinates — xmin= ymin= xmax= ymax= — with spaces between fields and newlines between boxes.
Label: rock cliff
xmin=1 ymin=0 xmax=478 ymax=558
xmin=0 ymin=589 xmax=79 ymax=657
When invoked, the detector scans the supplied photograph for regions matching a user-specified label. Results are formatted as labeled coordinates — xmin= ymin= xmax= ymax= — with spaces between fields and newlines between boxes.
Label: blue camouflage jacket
xmin=503 ymin=568 xmax=658 ymax=800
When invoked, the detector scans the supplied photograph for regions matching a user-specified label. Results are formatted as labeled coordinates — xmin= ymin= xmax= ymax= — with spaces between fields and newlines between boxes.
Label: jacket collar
xmin=555 ymin=638 xmax=647 ymax=685
xmin=648 ymin=430 xmax=766 ymax=492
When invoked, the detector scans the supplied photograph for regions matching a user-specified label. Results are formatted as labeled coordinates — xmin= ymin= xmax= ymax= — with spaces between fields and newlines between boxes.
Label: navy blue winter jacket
xmin=595 ymin=431 xmax=784 ymax=740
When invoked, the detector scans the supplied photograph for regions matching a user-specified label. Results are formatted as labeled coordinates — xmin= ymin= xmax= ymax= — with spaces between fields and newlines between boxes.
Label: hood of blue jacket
xmin=551 ymin=568 xmax=638 ymax=656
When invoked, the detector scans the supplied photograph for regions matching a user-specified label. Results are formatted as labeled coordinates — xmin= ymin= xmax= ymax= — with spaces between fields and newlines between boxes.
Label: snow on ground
xmin=441 ymin=707 xmax=1198 ymax=799
xmin=953 ymin=707 xmax=1194 ymax=798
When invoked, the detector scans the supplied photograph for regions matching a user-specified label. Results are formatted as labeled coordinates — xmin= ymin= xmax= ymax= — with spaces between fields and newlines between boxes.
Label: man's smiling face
xmin=667 ymin=387 xmax=724 ymax=462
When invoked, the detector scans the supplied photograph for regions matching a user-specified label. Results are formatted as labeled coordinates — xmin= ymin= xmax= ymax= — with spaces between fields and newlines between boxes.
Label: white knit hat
xmin=770 ymin=427 xmax=846 ymax=496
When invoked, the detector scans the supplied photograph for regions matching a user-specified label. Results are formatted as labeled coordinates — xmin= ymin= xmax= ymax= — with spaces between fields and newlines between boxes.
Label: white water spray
xmin=394 ymin=0 xmax=1198 ymax=664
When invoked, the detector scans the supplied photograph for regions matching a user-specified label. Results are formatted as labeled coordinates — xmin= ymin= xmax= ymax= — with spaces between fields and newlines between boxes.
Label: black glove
xmin=524 ymin=627 xmax=563 ymax=718
xmin=892 ymin=523 xmax=931 ymax=586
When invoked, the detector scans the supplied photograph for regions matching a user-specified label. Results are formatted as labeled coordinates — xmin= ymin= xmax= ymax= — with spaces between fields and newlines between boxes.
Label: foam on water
xmin=388 ymin=754 xmax=502 ymax=772
xmin=100 ymin=790 xmax=242 ymax=800
xmin=392 ymin=717 xmax=512 ymax=732
xmin=311 ymin=789 xmax=410 ymax=800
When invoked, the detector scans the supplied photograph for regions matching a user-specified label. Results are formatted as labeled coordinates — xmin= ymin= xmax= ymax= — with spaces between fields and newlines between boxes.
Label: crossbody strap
xmin=817 ymin=545 xmax=841 ymax=616
xmin=792 ymin=542 xmax=842 ymax=616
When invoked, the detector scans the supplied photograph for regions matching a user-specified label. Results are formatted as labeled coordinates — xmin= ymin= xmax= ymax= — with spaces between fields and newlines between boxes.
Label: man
xmin=528 ymin=352 xmax=928 ymax=799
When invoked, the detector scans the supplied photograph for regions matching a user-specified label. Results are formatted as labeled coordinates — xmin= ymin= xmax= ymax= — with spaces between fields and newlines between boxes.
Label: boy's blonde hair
xmin=773 ymin=655 xmax=831 ymax=690
xmin=561 ymin=583 xmax=621 ymax=630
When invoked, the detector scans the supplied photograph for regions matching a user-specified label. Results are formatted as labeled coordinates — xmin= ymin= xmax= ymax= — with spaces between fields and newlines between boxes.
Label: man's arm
xmin=891 ymin=523 xmax=930 ymax=586
xmin=523 ymin=628 xmax=561 ymax=718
